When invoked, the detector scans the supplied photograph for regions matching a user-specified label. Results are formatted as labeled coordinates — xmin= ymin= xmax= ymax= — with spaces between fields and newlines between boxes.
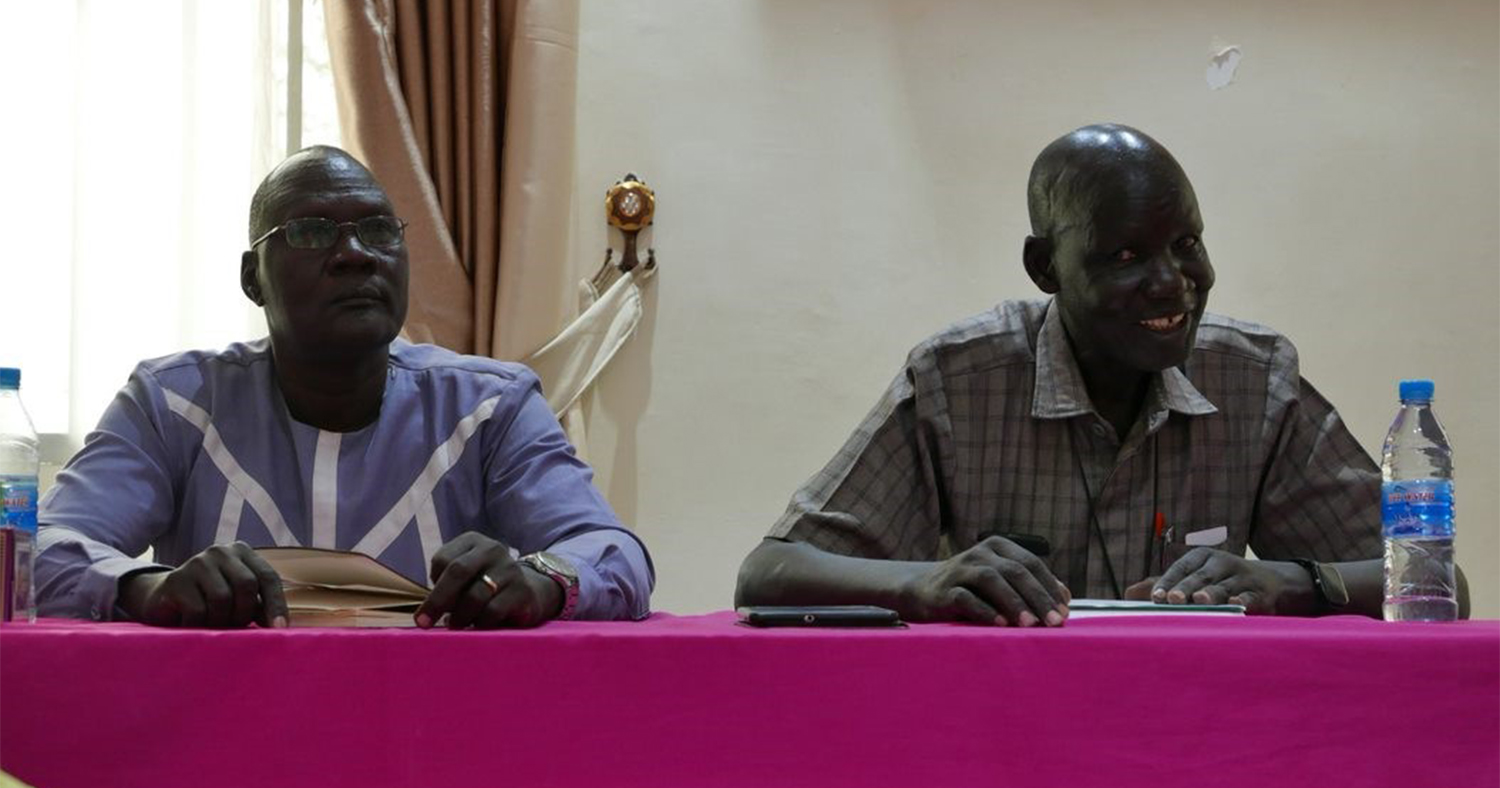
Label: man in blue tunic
xmin=35 ymin=146 xmax=653 ymax=628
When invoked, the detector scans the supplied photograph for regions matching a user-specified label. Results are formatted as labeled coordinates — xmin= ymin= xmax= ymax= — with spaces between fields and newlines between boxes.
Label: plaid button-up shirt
xmin=769 ymin=298 xmax=1382 ymax=599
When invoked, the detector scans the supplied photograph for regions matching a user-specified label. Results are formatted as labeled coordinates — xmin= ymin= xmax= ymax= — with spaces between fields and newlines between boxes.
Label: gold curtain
xmin=322 ymin=0 xmax=578 ymax=360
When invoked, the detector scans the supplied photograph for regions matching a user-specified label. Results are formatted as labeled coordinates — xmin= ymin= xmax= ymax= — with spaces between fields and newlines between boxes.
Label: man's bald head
xmin=1026 ymin=124 xmax=1195 ymax=244
xmin=248 ymin=145 xmax=380 ymax=244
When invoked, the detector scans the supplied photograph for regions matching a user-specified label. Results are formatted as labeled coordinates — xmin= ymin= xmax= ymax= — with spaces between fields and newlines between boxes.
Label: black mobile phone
xmin=736 ymin=605 xmax=903 ymax=628
xmin=985 ymin=532 xmax=1051 ymax=557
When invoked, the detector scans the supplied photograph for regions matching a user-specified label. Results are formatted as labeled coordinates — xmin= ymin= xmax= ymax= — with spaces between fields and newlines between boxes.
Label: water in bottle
xmin=0 ymin=367 xmax=40 ymax=623
xmin=1381 ymin=379 xmax=1457 ymax=622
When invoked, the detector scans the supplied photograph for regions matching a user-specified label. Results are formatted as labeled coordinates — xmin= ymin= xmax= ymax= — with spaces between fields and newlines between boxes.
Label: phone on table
xmin=736 ymin=605 xmax=903 ymax=628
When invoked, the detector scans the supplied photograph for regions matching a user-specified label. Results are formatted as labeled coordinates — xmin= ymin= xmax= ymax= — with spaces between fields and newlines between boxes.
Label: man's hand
xmin=1132 ymin=547 xmax=1314 ymax=615
xmin=899 ymin=536 xmax=1071 ymax=626
xmin=117 ymin=541 xmax=289 ymax=628
xmin=415 ymin=532 xmax=561 ymax=629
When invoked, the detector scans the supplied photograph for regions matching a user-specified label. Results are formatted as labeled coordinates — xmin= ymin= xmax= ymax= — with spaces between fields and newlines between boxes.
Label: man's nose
xmin=324 ymin=226 xmax=377 ymax=272
xmin=1141 ymin=253 xmax=1189 ymax=298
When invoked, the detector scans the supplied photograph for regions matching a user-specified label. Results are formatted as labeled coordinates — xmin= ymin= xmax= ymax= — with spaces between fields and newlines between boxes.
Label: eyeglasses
xmin=250 ymin=215 xmax=408 ymax=251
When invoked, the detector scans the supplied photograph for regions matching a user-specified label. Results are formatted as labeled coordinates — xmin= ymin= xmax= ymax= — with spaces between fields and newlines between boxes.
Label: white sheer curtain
xmin=0 ymin=1 xmax=339 ymax=467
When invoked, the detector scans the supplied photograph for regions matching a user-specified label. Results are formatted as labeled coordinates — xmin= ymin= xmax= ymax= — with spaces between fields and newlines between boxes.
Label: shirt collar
xmin=1031 ymin=299 xmax=1218 ymax=422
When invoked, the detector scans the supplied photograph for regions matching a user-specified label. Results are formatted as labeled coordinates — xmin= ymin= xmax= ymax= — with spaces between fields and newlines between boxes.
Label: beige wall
xmin=572 ymin=0 xmax=1500 ymax=617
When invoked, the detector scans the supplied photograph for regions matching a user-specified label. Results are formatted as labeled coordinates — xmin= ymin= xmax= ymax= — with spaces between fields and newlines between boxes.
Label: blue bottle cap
xmin=1398 ymin=379 xmax=1434 ymax=401
xmin=0 ymin=368 xmax=18 ymax=390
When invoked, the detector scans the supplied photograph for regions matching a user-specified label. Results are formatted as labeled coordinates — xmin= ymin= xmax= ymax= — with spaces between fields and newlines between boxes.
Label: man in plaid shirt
xmin=736 ymin=124 xmax=1468 ymax=625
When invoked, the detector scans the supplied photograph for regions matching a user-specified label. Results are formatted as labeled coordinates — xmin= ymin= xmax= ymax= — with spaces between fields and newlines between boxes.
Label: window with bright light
xmin=0 ymin=0 xmax=340 ymax=466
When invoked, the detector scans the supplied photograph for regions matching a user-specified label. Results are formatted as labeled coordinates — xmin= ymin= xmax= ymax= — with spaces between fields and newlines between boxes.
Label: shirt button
xmin=1091 ymin=424 xmax=1108 ymax=437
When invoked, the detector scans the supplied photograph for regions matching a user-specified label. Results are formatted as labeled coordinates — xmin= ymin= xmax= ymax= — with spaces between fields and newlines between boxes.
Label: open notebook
xmin=256 ymin=547 xmax=429 ymax=628
xmin=1066 ymin=598 xmax=1246 ymax=618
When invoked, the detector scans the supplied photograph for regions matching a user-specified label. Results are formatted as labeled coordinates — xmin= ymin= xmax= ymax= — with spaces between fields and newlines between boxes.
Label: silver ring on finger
xmin=480 ymin=573 xmax=500 ymax=596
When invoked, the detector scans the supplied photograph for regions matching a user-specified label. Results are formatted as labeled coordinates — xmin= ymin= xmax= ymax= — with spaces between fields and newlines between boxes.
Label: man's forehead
xmin=1057 ymin=165 xmax=1200 ymax=243
xmin=1083 ymin=152 xmax=1195 ymax=202
xmin=265 ymin=157 xmax=391 ymax=217
xmin=1092 ymin=166 xmax=1194 ymax=209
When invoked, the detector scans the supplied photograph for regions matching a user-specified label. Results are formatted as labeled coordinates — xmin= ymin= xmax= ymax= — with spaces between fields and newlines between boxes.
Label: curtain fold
xmin=325 ymin=0 xmax=579 ymax=357
xmin=489 ymin=0 xmax=578 ymax=362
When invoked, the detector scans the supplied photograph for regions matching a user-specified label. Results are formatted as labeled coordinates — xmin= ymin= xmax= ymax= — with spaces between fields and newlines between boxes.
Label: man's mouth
xmin=333 ymin=285 xmax=387 ymax=306
xmin=1138 ymin=313 xmax=1188 ymax=332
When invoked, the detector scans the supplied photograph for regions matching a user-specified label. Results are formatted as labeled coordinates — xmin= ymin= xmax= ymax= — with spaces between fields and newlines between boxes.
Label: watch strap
xmin=1290 ymin=558 xmax=1347 ymax=611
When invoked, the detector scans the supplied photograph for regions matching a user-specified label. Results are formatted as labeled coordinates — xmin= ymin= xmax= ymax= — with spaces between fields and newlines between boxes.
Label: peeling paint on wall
xmin=1207 ymin=44 xmax=1243 ymax=90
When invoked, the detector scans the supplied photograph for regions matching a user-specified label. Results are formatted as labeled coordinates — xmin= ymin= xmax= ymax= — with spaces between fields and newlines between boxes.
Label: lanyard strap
xmin=1068 ymin=423 xmax=1161 ymax=599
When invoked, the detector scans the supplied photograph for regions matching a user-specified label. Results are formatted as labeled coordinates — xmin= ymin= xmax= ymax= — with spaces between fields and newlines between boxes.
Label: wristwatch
xmin=1290 ymin=558 xmax=1349 ymax=612
xmin=520 ymin=551 xmax=580 ymax=620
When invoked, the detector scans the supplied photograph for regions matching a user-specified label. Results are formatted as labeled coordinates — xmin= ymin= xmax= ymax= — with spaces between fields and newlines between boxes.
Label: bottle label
xmin=1381 ymin=479 xmax=1454 ymax=538
xmin=0 ymin=475 xmax=38 ymax=533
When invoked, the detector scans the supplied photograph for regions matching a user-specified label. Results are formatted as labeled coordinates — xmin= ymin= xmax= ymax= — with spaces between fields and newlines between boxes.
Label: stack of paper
xmin=1065 ymin=598 xmax=1245 ymax=618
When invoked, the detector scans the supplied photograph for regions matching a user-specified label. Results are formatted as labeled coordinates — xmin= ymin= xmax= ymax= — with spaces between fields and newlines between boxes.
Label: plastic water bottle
xmin=0 ymin=367 xmax=39 ymax=623
xmin=1381 ymin=379 xmax=1457 ymax=622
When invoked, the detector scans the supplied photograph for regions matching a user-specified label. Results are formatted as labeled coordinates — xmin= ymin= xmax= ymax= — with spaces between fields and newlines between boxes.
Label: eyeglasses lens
xmin=283 ymin=219 xmax=339 ymax=249
xmin=356 ymin=216 xmax=403 ymax=247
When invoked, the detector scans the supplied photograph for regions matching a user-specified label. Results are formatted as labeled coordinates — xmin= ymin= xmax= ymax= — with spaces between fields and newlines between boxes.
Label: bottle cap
xmin=1398 ymin=379 xmax=1434 ymax=401
xmin=0 ymin=368 xmax=18 ymax=390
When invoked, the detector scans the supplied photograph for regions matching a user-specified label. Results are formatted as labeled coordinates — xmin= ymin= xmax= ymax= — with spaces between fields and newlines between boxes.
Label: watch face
xmin=531 ymin=551 xmax=579 ymax=585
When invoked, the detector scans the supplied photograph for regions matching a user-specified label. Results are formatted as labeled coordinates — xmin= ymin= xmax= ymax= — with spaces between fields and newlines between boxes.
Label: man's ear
xmin=241 ymin=250 xmax=264 ymax=306
xmin=1023 ymin=236 xmax=1060 ymax=294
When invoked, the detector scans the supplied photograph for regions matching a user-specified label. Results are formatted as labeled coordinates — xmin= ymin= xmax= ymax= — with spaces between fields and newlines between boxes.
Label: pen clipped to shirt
xmin=1154 ymin=512 xmax=1169 ymax=575
xmin=1155 ymin=517 xmax=1229 ymax=574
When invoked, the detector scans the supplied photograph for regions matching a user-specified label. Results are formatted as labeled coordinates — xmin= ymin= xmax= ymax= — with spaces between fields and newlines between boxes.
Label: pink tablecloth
xmin=1 ymin=613 xmax=1496 ymax=788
